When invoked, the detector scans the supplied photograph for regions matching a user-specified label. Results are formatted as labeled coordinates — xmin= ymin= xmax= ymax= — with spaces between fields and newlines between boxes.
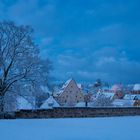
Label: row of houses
xmin=5 ymin=79 xmax=140 ymax=111
xmin=39 ymin=79 xmax=140 ymax=108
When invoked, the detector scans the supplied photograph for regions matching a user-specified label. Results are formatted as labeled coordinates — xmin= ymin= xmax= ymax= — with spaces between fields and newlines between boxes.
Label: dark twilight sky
xmin=0 ymin=0 xmax=140 ymax=84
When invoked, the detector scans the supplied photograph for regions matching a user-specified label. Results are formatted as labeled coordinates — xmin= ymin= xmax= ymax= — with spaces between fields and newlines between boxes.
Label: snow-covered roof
xmin=133 ymin=84 xmax=140 ymax=91
xmin=16 ymin=96 xmax=33 ymax=110
xmin=124 ymin=94 xmax=136 ymax=100
xmin=112 ymin=99 xmax=135 ymax=107
xmin=56 ymin=79 xmax=73 ymax=95
xmin=127 ymin=84 xmax=134 ymax=90
xmin=97 ymin=92 xmax=115 ymax=99
xmin=124 ymin=94 xmax=140 ymax=100
xmin=57 ymin=78 xmax=82 ymax=95
xmin=62 ymin=79 xmax=72 ymax=89
xmin=56 ymin=79 xmax=84 ymax=96
xmin=40 ymin=96 xmax=60 ymax=109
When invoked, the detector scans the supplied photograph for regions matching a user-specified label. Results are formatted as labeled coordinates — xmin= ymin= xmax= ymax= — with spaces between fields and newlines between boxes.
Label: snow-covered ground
xmin=0 ymin=117 xmax=140 ymax=140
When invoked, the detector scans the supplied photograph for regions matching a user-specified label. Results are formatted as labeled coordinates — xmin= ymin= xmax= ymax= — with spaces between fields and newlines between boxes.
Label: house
xmin=16 ymin=96 xmax=34 ymax=111
xmin=123 ymin=94 xmax=140 ymax=100
xmin=112 ymin=93 xmax=140 ymax=107
xmin=112 ymin=99 xmax=140 ymax=107
xmin=4 ymin=94 xmax=35 ymax=112
xmin=98 ymin=92 xmax=115 ymax=100
xmin=95 ymin=90 xmax=120 ymax=100
xmin=134 ymin=100 xmax=140 ymax=106
xmin=101 ymin=84 xmax=124 ymax=99
xmin=133 ymin=84 xmax=140 ymax=94
xmin=123 ymin=94 xmax=140 ymax=106
xmin=34 ymin=85 xmax=51 ymax=108
xmin=56 ymin=79 xmax=84 ymax=106
xmin=40 ymin=96 xmax=60 ymax=109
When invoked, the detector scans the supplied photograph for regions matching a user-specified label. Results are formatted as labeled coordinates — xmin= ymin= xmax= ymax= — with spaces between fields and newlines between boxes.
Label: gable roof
xmin=57 ymin=79 xmax=72 ymax=95
xmin=112 ymin=99 xmax=135 ymax=107
xmin=97 ymin=91 xmax=115 ymax=99
xmin=124 ymin=94 xmax=140 ymax=100
xmin=133 ymin=84 xmax=140 ymax=91
xmin=57 ymin=78 xmax=80 ymax=95
xmin=40 ymin=96 xmax=60 ymax=109
xmin=62 ymin=79 xmax=72 ymax=89
xmin=16 ymin=96 xmax=33 ymax=110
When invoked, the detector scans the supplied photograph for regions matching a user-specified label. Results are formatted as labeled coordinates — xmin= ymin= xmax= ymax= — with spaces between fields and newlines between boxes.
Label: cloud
xmin=40 ymin=37 xmax=54 ymax=46
xmin=0 ymin=0 xmax=56 ymax=37
xmin=52 ymin=46 xmax=140 ymax=83
xmin=96 ymin=56 xmax=116 ymax=66
xmin=0 ymin=0 xmax=140 ymax=83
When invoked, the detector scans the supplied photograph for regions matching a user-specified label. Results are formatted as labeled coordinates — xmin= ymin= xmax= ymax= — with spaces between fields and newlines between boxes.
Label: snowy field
xmin=0 ymin=117 xmax=140 ymax=140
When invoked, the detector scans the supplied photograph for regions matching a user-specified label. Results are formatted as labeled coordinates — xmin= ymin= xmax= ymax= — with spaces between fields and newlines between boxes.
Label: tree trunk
xmin=0 ymin=94 xmax=4 ymax=113
xmin=0 ymin=93 xmax=5 ymax=118
xmin=85 ymin=101 xmax=88 ymax=107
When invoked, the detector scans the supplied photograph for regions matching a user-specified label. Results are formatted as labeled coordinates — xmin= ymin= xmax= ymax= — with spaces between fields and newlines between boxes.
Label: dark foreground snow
xmin=0 ymin=117 xmax=140 ymax=140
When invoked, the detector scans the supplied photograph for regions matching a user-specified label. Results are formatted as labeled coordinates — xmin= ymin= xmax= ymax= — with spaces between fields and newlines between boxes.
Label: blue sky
xmin=0 ymin=0 xmax=140 ymax=84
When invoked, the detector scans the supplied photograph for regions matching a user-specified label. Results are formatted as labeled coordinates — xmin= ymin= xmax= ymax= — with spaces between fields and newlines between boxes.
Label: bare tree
xmin=91 ymin=94 xmax=113 ymax=107
xmin=0 ymin=21 xmax=52 ymax=112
